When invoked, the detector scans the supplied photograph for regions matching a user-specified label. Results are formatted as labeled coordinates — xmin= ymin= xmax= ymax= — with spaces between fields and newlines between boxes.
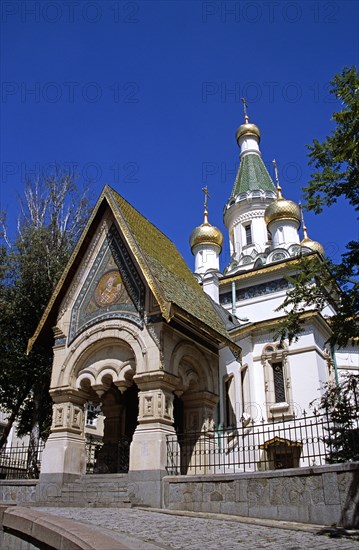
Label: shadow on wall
xmin=341 ymin=470 xmax=359 ymax=528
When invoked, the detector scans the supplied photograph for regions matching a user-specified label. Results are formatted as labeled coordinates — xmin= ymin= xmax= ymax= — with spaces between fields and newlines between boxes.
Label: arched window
xmin=262 ymin=343 xmax=293 ymax=419
xmin=244 ymin=223 xmax=253 ymax=246
xmin=272 ymin=361 xmax=285 ymax=403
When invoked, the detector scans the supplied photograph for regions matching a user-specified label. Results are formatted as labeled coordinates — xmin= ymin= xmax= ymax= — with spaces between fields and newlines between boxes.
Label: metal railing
xmin=86 ymin=435 xmax=130 ymax=474
xmin=0 ymin=441 xmax=45 ymax=480
xmin=166 ymin=409 xmax=359 ymax=475
xmin=0 ymin=436 xmax=131 ymax=479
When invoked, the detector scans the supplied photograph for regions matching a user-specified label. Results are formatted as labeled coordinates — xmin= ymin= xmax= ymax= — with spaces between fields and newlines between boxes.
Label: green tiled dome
xmin=230 ymin=154 xmax=276 ymax=197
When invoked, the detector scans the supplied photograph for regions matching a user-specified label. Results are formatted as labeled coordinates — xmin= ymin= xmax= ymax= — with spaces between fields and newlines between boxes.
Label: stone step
xmin=57 ymin=474 xmax=133 ymax=507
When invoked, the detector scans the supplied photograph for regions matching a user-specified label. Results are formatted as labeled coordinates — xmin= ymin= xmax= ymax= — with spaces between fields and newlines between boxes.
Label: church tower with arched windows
xmin=185 ymin=107 xmax=358 ymax=454
xmin=189 ymin=107 xmax=337 ymax=440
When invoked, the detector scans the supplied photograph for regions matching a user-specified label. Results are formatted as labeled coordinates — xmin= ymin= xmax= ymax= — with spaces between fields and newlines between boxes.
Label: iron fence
xmin=1 ymin=408 xmax=358 ymax=479
xmin=86 ymin=435 xmax=130 ymax=474
xmin=166 ymin=409 xmax=359 ymax=475
xmin=0 ymin=436 xmax=130 ymax=479
xmin=0 ymin=441 xmax=45 ymax=480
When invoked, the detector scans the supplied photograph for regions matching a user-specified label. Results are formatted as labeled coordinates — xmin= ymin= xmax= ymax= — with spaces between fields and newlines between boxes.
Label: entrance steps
xmin=38 ymin=474 xmax=133 ymax=508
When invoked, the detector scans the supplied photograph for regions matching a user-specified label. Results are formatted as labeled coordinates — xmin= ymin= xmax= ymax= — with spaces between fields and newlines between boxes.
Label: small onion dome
xmin=190 ymin=211 xmax=223 ymax=252
xmin=236 ymin=123 xmax=261 ymax=145
xmin=300 ymin=236 xmax=325 ymax=257
xmin=264 ymin=186 xmax=301 ymax=226
xmin=300 ymin=219 xmax=325 ymax=257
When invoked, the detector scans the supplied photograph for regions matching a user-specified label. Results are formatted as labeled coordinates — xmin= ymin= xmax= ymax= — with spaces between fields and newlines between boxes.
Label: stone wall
xmin=2 ymin=463 xmax=359 ymax=528
xmin=163 ymin=462 xmax=359 ymax=528
xmin=0 ymin=480 xmax=38 ymax=506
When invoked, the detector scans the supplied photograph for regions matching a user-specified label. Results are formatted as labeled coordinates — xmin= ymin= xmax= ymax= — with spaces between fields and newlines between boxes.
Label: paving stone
xmin=37 ymin=507 xmax=359 ymax=549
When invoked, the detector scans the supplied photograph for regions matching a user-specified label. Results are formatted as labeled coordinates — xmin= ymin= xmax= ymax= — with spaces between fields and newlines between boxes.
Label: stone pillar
xmin=128 ymin=371 xmax=178 ymax=507
xmin=39 ymin=388 xmax=87 ymax=486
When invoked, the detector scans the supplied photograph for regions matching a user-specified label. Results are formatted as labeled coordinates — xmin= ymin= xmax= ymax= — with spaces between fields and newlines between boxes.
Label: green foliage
xmin=276 ymin=66 xmax=359 ymax=347
xmin=304 ymin=66 xmax=359 ymax=214
xmin=310 ymin=374 xmax=359 ymax=463
xmin=0 ymin=174 xmax=91 ymax=447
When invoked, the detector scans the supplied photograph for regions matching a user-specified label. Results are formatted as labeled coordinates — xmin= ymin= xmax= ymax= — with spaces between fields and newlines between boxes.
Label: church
xmin=28 ymin=111 xmax=358 ymax=507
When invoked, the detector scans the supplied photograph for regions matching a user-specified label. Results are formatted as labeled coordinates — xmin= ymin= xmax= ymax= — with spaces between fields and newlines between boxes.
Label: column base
xmin=128 ymin=469 xmax=167 ymax=508
xmin=40 ymin=432 xmax=86 ymax=478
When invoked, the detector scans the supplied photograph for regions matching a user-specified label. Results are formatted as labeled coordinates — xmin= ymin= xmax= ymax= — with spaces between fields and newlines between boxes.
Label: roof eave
xmin=171 ymin=304 xmax=242 ymax=357
xmin=27 ymin=187 xmax=112 ymax=354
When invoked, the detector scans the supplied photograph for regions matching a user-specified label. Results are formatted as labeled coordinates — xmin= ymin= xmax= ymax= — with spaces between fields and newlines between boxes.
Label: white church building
xmin=27 ymin=112 xmax=358 ymax=505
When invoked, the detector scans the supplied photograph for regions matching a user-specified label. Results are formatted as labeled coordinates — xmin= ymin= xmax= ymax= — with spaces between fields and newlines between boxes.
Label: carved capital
xmin=137 ymin=389 xmax=174 ymax=425
xmin=51 ymin=401 xmax=84 ymax=434
xmin=50 ymin=387 xmax=88 ymax=406
xmin=134 ymin=371 xmax=179 ymax=393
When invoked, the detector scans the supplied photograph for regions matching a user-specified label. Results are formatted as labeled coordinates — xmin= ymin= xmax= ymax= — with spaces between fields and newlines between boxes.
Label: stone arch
xmin=170 ymin=341 xmax=219 ymax=475
xmin=171 ymin=341 xmax=216 ymax=394
xmin=57 ymin=321 xmax=148 ymax=389
xmin=75 ymin=345 xmax=136 ymax=396
xmin=57 ymin=323 xmax=149 ymax=475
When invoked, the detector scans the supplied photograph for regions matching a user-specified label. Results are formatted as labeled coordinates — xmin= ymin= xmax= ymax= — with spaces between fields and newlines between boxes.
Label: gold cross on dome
xmin=201 ymin=186 xmax=210 ymax=210
xmin=241 ymin=97 xmax=249 ymax=123
xmin=272 ymin=159 xmax=279 ymax=185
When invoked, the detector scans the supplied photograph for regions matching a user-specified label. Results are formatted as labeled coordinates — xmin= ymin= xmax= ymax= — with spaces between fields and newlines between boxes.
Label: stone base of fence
xmin=162 ymin=462 xmax=359 ymax=528
xmin=0 ymin=480 xmax=38 ymax=506
xmin=1 ymin=462 xmax=359 ymax=527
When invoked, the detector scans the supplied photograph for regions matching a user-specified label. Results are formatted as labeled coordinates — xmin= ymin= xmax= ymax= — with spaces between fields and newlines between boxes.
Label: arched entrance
xmin=171 ymin=344 xmax=219 ymax=475
xmin=75 ymin=338 xmax=139 ymax=474
xmin=91 ymin=383 xmax=139 ymax=473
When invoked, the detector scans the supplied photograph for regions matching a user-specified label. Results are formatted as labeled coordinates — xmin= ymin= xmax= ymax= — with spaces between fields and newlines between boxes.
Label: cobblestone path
xmin=39 ymin=507 xmax=359 ymax=549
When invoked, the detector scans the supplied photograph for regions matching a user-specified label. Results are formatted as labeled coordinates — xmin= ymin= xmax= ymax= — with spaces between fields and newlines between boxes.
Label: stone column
xmin=39 ymin=388 xmax=87 ymax=486
xmin=128 ymin=371 xmax=178 ymax=507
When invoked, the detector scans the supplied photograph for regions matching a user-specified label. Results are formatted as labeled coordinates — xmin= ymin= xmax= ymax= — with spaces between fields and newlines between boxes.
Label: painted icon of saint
xmin=94 ymin=270 xmax=123 ymax=307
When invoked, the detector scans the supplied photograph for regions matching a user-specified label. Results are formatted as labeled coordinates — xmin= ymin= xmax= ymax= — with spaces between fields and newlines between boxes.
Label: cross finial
xmin=299 ymin=202 xmax=308 ymax=238
xmin=241 ymin=97 xmax=249 ymax=123
xmin=201 ymin=186 xmax=210 ymax=211
xmin=272 ymin=159 xmax=279 ymax=185
xmin=272 ymin=159 xmax=283 ymax=198
xmin=201 ymin=186 xmax=210 ymax=223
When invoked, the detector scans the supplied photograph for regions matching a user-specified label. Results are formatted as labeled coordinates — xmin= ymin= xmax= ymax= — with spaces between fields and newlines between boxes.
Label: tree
xmin=275 ymin=66 xmax=359 ymax=348
xmin=0 ymin=173 xmax=91 ymax=469
xmin=310 ymin=373 xmax=359 ymax=463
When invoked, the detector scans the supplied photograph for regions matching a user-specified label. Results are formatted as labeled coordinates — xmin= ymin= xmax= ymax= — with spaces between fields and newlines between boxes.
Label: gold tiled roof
xmin=108 ymin=187 xmax=230 ymax=341
xmin=28 ymin=185 xmax=236 ymax=353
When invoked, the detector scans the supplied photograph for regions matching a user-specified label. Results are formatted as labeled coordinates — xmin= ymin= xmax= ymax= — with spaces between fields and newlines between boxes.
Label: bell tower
xmin=223 ymin=100 xmax=277 ymax=274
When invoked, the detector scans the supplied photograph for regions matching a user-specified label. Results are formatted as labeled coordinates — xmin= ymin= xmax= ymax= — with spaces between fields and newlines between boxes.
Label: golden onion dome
xmin=300 ymin=215 xmax=325 ymax=257
xmin=300 ymin=237 xmax=325 ymax=257
xmin=264 ymin=186 xmax=301 ymax=226
xmin=236 ymin=123 xmax=261 ymax=144
xmin=190 ymin=211 xmax=223 ymax=252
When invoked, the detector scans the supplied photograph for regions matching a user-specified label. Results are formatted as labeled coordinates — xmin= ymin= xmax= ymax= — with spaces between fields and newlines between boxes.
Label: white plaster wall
xmin=231 ymin=208 xmax=269 ymax=258
xmin=269 ymin=219 xmax=300 ymax=247
xmin=219 ymin=347 xmax=241 ymax=425
xmin=336 ymin=348 xmax=359 ymax=373
xmin=289 ymin=349 xmax=326 ymax=415
xmin=238 ymin=135 xmax=260 ymax=157
xmin=233 ymin=326 xmax=333 ymax=421
xmin=224 ymin=289 xmax=291 ymax=324
xmin=193 ymin=244 xmax=220 ymax=274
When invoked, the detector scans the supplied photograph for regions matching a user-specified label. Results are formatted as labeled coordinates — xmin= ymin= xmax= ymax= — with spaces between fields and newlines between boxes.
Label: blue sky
xmin=1 ymin=0 xmax=358 ymax=270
